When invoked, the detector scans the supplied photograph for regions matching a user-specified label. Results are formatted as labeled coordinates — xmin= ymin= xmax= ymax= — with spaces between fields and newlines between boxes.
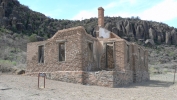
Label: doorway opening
xmin=105 ymin=43 xmax=114 ymax=69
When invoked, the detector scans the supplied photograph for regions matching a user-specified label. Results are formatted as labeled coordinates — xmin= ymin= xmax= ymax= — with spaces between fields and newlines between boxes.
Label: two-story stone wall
xmin=27 ymin=27 xmax=87 ymax=73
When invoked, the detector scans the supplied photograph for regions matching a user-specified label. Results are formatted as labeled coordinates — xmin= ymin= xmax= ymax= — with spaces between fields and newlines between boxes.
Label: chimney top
xmin=98 ymin=7 xmax=104 ymax=10
xmin=98 ymin=7 xmax=104 ymax=27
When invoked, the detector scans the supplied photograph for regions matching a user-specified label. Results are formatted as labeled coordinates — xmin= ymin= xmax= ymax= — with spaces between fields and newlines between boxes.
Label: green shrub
xmin=29 ymin=34 xmax=37 ymax=42
xmin=0 ymin=60 xmax=16 ymax=67
xmin=169 ymin=52 xmax=175 ymax=57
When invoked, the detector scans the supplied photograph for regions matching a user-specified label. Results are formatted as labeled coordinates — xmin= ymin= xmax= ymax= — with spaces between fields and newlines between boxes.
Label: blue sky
xmin=18 ymin=0 xmax=177 ymax=28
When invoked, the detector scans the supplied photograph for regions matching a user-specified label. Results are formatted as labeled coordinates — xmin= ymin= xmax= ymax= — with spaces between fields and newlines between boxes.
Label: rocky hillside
xmin=0 ymin=0 xmax=177 ymax=45
xmin=0 ymin=0 xmax=177 ymax=73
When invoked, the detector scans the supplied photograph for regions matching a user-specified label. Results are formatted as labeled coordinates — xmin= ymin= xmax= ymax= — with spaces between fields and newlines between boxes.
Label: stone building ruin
xmin=26 ymin=7 xmax=149 ymax=87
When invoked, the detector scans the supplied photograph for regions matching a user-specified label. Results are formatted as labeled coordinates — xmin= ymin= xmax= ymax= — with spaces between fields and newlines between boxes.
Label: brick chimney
xmin=98 ymin=7 xmax=104 ymax=27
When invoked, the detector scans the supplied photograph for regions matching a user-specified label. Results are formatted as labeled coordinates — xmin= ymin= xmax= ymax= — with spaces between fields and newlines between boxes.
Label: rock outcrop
xmin=104 ymin=19 xmax=176 ymax=45
xmin=166 ymin=32 xmax=171 ymax=45
xmin=0 ymin=0 xmax=176 ymax=45
xmin=171 ymin=29 xmax=177 ymax=45
xmin=149 ymin=28 xmax=156 ymax=42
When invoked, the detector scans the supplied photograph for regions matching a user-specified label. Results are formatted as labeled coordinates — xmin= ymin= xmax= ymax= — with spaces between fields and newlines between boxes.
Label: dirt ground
xmin=0 ymin=73 xmax=177 ymax=100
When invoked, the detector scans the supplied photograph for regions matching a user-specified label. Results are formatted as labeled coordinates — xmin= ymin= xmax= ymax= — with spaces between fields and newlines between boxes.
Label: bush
xmin=0 ymin=60 xmax=17 ymax=72
xmin=29 ymin=34 xmax=37 ymax=42
xmin=0 ymin=60 xmax=16 ymax=66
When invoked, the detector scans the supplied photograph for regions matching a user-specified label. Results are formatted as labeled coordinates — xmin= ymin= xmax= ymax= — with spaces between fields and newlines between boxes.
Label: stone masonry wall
xmin=114 ymin=40 xmax=126 ymax=71
xmin=27 ymin=27 xmax=88 ymax=73
xmin=131 ymin=43 xmax=149 ymax=82
xmin=46 ymin=71 xmax=83 ymax=84
xmin=80 ymin=29 xmax=98 ymax=71
xmin=113 ymin=70 xmax=133 ymax=87
xmin=127 ymin=43 xmax=133 ymax=71
xmin=45 ymin=70 xmax=133 ymax=87
xmin=26 ymin=26 xmax=149 ymax=87
xmin=83 ymin=71 xmax=114 ymax=87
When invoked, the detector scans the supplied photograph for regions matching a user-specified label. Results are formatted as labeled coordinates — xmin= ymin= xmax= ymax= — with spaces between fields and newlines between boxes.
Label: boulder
xmin=16 ymin=69 xmax=25 ymax=75
xmin=142 ymin=21 xmax=149 ymax=39
xmin=36 ymin=36 xmax=44 ymax=41
xmin=145 ymin=39 xmax=155 ymax=47
xmin=123 ymin=19 xmax=128 ymax=27
xmin=149 ymin=28 xmax=156 ymax=41
xmin=112 ymin=27 xmax=118 ymax=35
xmin=116 ymin=21 xmax=125 ymax=36
xmin=116 ymin=21 xmax=123 ymax=31
xmin=125 ymin=21 xmax=134 ymax=37
xmin=136 ymin=25 xmax=144 ymax=39
xmin=171 ymin=29 xmax=177 ymax=45
xmin=122 ymin=25 xmax=126 ymax=35
xmin=165 ymin=32 xmax=171 ymax=45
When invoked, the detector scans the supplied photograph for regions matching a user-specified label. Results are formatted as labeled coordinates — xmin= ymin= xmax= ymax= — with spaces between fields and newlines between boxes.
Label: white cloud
xmin=43 ymin=9 xmax=62 ymax=18
xmin=72 ymin=1 xmax=120 ymax=20
xmin=72 ymin=10 xmax=97 ymax=20
xmin=72 ymin=0 xmax=177 ymax=23
xmin=139 ymin=0 xmax=177 ymax=22
xmin=104 ymin=0 xmax=137 ymax=9
xmin=104 ymin=2 xmax=117 ymax=9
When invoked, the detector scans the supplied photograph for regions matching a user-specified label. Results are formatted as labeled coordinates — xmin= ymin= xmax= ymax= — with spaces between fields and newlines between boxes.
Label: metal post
xmin=38 ymin=73 xmax=46 ymax=88
xmin=44 ymin=75 xmax=45 ymax=88
xmin=38 ymin=74 xmax=39 ymax=88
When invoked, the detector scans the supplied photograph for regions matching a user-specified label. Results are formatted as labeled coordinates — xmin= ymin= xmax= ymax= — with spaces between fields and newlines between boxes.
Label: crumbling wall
xmin=27 ymin=26 xmax=149 ymax=87
xmin=26 ymin=27 xmax=85 ymax=73
xmin=131 ymin=43 xmax=149 ymax=82
xmin=107 ymin=45 xmax=114 ymax=69
xmin=127 ymin=43 xmax=133 ymax=71
xmin=26 ymin=41 xmax=46 ymax=73
xmin=99 ymin=42 xmax=114 ymax=70
xmin=114 ymin=40 xmax=126 ymax=71
xmin=144 ymin=50 xmax=149 ymax=80
xmin=137 ymin=47 xmax=149 ymax=81
xmin=113 ymin=70 xmax=133 ymax=87
xmin=100 ymin=51 xmax=106 ymax=69
xmin=83 ymin=71 xmax=114 ymax=87
xmin=45 ymin=70 xmax=134 ymax=88
xmin=80 ymin=28 xmax=98 ymax=71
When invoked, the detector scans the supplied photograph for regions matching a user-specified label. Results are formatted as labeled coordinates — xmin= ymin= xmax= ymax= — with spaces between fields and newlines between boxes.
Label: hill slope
xmin=1 ymin=0 xmax=177 ymax=44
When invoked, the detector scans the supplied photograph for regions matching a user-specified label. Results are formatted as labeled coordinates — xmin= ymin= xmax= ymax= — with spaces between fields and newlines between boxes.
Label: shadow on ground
xmin=118 ymin=80 xmax=175 ymax=88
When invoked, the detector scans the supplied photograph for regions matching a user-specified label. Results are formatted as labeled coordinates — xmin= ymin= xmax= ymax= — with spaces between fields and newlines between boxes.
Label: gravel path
xmin=0 ymin=73 xmax=177 ymax=100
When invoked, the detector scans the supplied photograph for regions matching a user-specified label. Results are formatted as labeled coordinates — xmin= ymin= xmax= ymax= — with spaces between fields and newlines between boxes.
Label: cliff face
xmin=0 ymin=0 xmax=177 ymax=45
xmin=103 ymin=18 xmax=177 ymax=45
